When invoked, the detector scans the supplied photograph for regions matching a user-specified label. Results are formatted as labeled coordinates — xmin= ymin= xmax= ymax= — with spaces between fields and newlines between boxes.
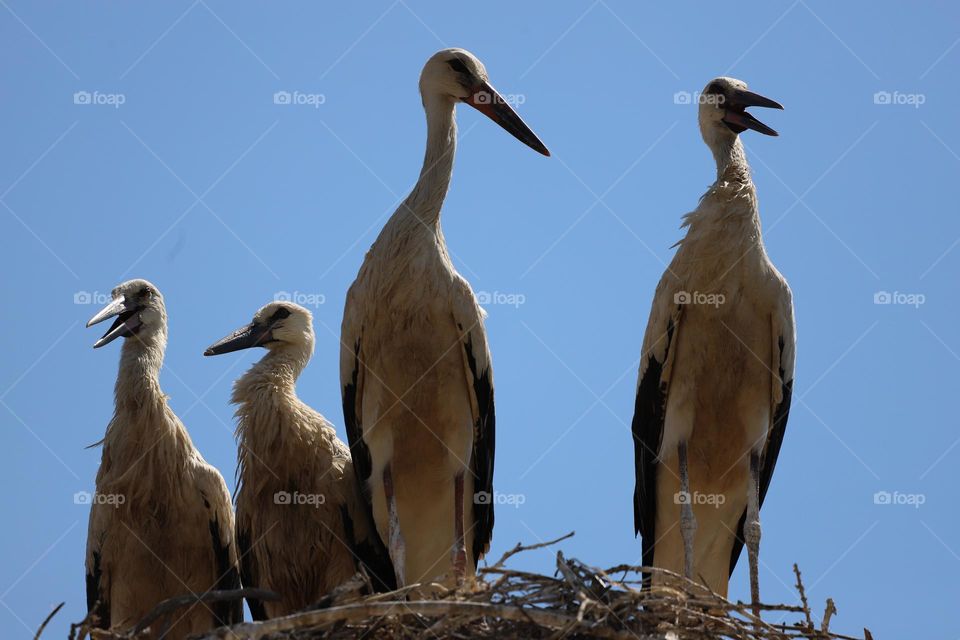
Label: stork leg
xmin=677 ymin=441 xmax=697 ymax=580
xmin=383 ymin=464 xmax=406 ymax=588
xmin=746 ymin=451 xmax=762 ymax=617
xmin=452 ymin=471 xmax=467 ymax=585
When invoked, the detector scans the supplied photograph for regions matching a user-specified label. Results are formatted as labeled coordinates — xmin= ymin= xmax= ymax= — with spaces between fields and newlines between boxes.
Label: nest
xmin=63 ymin=533 xmax=872 ymax=640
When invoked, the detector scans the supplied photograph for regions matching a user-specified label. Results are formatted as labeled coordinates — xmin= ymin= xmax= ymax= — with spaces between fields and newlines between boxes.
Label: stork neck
xmin=114 ymin=337 xmax=165 ymax=410
xmin=403 ymin=93 xmax=457 ymax=228
xmin=240 ymin=347 xmax=308 ymax=396
xmin=711 ymin=135 xmax=750 ymax=182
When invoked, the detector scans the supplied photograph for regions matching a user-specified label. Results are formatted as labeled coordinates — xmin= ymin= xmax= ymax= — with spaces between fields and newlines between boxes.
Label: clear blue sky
xmin=1 ymin=1 xmax=957 ymax=637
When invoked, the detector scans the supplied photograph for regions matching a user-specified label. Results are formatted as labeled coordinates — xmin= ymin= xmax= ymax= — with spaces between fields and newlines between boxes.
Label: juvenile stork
xmin=341 ymin=48 xmax=549 ymax=588
xmin=204 ymin=301 xmax=395 ymax=618
xmin=631 ymin=78 xmax=794 ymax=613
xmin=85 ymin=279 xmax=241 ymax=637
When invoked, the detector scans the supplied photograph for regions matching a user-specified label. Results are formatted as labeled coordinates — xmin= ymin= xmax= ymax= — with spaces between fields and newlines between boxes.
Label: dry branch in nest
xmin=68 ymin=534 xmax=872 ymax=640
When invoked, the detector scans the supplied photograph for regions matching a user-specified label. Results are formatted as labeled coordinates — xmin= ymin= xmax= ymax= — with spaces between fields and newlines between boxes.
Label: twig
xmin=33 ymin=602 xmax=64 ymax=640
xmin=491 ymin=531 xmax=575 ymax=569
xmin=821 ymin=599 xmax=837 ymax=636
xmin=793 ymin=564 xmax=814 ymax=630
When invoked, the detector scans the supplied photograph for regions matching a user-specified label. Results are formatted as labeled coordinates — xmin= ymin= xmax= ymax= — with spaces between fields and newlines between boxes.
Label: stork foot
xmin=677 ymin=441 xmax=697 ymax=581
xmin=746 ymin=452 xmax=762 ymax=618
xmin=452 ymin=471 xmax=467 ymax=585
xmin=383 ymin=465 xmax=406 ymax=588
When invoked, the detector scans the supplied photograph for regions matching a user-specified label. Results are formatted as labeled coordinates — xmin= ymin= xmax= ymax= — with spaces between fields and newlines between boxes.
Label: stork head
xmin=419 ymin=48 xmax=550 ymax=156
xmin=203 ymin=301 xmax=314 ymax=358
xmin=698 ymin=77 xmax=783 ymax=147
xmin=87 ymin=279 xmax=166 ymax=349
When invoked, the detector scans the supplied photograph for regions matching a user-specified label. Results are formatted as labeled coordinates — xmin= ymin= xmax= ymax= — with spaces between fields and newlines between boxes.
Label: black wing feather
xmin=236 ymin=526 xmax=267 ymax=621
xmin=464 ymin=334 xmax=495 ymax=566
xmin=632 ymin=318 xmax=674 ymax=575
xmin=729 ymin=336 xmax=793 ymax=575
xmin=340 ymin=505 xmax=397 ymax=592
xmin=208 ymin=516 xmax=243 ymax=626
xmin=85 ymin=549 xmax=110 ymax=629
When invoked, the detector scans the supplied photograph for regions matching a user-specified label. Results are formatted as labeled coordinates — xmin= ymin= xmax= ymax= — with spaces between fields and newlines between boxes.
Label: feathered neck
xmin=397 ymin=92 xmax=457 ymax=229
xmin=710 ymin=135 xmax=751 ymax=184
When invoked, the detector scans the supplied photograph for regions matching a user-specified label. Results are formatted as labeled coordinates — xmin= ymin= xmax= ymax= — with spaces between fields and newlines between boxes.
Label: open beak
xmin=204 ymin=322 xmax=272 ymax=356
xmin=464 ymin=81 xmax=550 ymax=156
xmin=87 ymin=297 xmax=142 ymax=349
xmin=722 ymin=88 xmax=783 ymax=137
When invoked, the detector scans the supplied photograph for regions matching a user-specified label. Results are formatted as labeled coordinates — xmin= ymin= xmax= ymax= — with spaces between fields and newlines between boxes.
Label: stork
xmin=84 ymin=279 xmax=241 ymax=637
xmin=631 ymin=78 xmax=794 ymax=614
xmin=341 ymin=48 xmax=549 ymax=588
xmin=204 ymin=301 xmax=395 ymax=618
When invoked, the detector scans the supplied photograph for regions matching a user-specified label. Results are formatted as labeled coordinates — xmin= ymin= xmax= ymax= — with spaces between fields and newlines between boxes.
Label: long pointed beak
xmin=203 ymin=322 xmax=271 ymax=356
xmin=87 ymin=297 xmax=141 ymax=349
xmin=464 ymin=81 xmax=550 ymax=156
xmin=722 ymin=88 xmax=783 ymax=137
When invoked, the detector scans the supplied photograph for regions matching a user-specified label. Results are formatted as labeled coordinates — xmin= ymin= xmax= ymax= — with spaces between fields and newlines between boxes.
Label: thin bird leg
xmin=383 ymin=464 xmax=405 ymax=588
xmin=746 ymin=451 xmax=762 ymax=618
xmin=677 ymin=440 xmax=697 ymax=580
xmin=452 ymin=471 xmax=467 ymax=584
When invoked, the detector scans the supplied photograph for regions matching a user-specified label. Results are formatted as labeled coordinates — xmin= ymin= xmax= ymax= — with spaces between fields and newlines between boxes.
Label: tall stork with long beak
xmin=341 ymin=48 xmax=549 ymax=588
xmin=85 ymin=279 xmax=241 ymax=637
xmin=631 ymin=78 xmax=794 ymax=614
xmin=204 ymin=301 xmax=395 ymax=618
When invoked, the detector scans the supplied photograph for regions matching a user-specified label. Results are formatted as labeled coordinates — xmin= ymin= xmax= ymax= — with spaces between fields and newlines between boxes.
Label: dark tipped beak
xmin=722 ymin=88 xmax=783 ymax=137
xmin=87 ymin=297 xmax=141 ymax=349
xmin=464 ymin=81 xmax=550 ymax=156
xmin=204 ymin=322 xmax=272 ymax=356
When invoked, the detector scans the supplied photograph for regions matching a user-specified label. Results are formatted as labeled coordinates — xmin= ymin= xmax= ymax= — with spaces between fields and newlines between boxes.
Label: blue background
xmin=1 ymin=1 xmax=957 ymax=637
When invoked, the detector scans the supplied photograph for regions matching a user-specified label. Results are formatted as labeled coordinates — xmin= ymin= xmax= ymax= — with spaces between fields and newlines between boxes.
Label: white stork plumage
xmin=85 ymin=279 xmax=241 ymax=637
xmin=631 ymin=78 xmax=794 ymax=614
xmin=341 ymin=48 xmax=549 ymax=588
xmin=203 ymin=301 xmax=395 ymax=618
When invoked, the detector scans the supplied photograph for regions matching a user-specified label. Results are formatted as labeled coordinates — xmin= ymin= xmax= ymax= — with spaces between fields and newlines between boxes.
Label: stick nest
xmin=68 ymin=532 xmax=872 ymax=640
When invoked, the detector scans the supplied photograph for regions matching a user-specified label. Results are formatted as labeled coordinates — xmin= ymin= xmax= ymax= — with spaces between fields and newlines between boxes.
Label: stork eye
xmin=705 ymin=83 xmax=724 ymax=96
xmin=447 ymin=58 xmax=469 ymax=74
xmin=272 ymin=308 xmax=291 ymax=321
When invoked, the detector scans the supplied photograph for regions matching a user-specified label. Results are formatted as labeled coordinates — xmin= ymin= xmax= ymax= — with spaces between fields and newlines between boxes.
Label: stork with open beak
xmin=84 ymin=279 xmax=241 ymax=637
xmin=631 ymin=78 xmax=794 ymax=615
xmin=341 ymin=48 xmax=549 ymax=589
xmin=204 ymin=301 xmax=395 ymax=618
